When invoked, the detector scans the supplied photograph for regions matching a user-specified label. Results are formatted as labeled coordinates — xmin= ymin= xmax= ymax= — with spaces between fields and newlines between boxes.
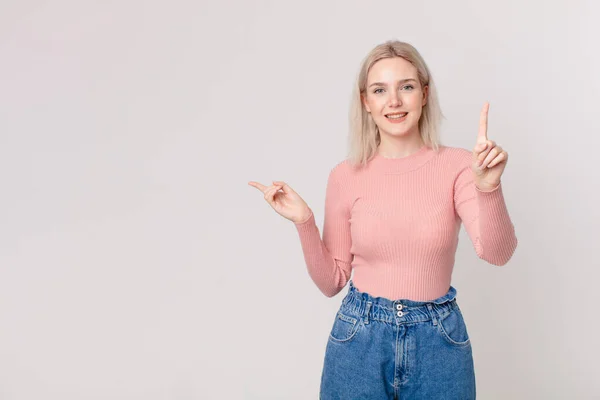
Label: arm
xmin=293 ymin=165 xmax=353 ymax=297
xmin=454 ymin=165 xmax=518 ymax=265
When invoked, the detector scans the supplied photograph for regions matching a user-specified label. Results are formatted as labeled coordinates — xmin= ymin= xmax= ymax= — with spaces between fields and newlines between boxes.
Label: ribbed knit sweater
xmin=294 ymin=145 xmax=518 ymax=301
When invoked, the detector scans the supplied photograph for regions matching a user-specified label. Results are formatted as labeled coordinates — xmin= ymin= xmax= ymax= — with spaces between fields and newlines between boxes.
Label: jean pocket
xmin=437 ymin=306 xmax=471 ymax=347
xmin=328 ymin=311 xmax=362 ymax=343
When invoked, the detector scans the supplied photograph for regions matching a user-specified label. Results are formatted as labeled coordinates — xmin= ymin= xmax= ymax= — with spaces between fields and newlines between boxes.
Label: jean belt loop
xmin=427 ymin=303 xmax=438 ymax=326
xmin=363 ymin=301 xmax=372 ymax=325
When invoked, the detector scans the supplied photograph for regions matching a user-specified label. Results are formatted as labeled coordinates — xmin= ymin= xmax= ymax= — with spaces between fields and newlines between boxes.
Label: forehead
xmin=367 ymin=57 xmax=418 ymax=82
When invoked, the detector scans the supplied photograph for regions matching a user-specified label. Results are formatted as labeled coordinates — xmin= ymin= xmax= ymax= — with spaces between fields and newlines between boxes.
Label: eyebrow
xmin=368 ymin=78 xmax=418 ymax=88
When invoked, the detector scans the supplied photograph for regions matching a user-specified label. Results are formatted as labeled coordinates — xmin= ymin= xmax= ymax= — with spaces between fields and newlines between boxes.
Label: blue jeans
xmin=320 ymin=281 xmax=476 ymax=399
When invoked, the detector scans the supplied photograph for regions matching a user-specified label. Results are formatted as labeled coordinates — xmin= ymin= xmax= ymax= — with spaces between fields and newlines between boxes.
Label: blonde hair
xmin=347 ymin=40 xmax=444 ymax=168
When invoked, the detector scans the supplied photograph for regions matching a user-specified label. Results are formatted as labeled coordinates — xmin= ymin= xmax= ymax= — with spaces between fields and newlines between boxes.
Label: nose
xmin=388 ymin=91 xmax=402 ymax=107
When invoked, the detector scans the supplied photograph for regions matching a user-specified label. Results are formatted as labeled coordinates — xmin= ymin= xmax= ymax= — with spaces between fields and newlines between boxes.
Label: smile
xmin=385 ymin=112 xmax=408 ymax=122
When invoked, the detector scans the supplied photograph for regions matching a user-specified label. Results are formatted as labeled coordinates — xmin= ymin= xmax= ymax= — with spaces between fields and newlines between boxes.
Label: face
xmin=362 ymin=57 xmax=428 ymax=140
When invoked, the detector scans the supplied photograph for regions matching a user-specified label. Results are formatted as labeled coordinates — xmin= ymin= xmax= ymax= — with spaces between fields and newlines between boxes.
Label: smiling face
xmin=362 ymin=57 xmax=428 ymax=141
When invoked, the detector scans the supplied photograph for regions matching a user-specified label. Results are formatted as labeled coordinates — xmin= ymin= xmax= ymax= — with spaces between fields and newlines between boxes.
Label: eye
xmin=373 ymin=88 xmax=384 ymax=94
xmin=401 ymin=85 xmax=415 ymax=90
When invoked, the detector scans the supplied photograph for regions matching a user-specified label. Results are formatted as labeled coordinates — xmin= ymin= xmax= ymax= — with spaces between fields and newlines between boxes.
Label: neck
xmin=377 ymin=132 xmax=425 ymax=159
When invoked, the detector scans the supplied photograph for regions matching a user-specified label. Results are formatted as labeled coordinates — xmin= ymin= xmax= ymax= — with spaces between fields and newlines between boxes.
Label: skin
xmin=361 ymin=57 xmax=428 ymax=158
xmin=472 ymin=102 xmax=509 ymax=192
xmin=249 ymin=58 xmax=509 ymax=221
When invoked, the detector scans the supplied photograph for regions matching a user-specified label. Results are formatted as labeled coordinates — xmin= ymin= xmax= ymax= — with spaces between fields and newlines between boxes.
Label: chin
xmin=386 ymin=126 xmax=416 ymax=136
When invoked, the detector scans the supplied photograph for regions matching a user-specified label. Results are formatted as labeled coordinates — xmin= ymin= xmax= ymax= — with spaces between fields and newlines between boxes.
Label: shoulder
xmin=326 ymin=159 xmax=353 ymax=182
xmin=324 ymin=158 xmax=363 ymax=194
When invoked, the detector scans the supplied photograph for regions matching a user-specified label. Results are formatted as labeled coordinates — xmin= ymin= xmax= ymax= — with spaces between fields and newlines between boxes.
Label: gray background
xmin=1 ymin=0 xmax=598 ymax=399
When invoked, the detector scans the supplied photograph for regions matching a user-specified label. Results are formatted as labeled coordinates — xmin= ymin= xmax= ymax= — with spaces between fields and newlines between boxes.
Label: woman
xmin=249 ymin=40 xmax=517 ymax=399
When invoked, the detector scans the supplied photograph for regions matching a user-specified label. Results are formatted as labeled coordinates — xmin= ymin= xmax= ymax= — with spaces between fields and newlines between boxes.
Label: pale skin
xmin=362 ymin=57 xmax=428 ymax=157
xmin=472 ymin=102 xmax=509 ymax=192
xmin=248 ymin=59 xmax=509 ymax=221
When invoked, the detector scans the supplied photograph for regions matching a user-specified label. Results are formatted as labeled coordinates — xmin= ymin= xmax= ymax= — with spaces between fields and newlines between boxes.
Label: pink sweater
xmin=294 ymin=145 xmax=518 ymax=301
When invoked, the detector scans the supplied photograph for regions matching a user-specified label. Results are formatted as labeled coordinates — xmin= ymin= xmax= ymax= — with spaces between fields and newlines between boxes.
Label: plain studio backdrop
xmin=0 ymin=1 xmax=598 ymax=399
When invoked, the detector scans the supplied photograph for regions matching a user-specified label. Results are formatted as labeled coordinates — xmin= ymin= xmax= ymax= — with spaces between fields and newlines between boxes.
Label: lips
xmin=385 ymin=112 xmax=408 ymax=122
xmin=385 ymin=112 xmax=408 ymax=118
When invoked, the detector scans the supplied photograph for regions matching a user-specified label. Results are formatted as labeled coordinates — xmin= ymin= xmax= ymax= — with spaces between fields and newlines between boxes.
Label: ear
xmin=361 ymin=94 xmax=371 ymax=113
xmin=422 ymin=85 xmax=429 ymax=107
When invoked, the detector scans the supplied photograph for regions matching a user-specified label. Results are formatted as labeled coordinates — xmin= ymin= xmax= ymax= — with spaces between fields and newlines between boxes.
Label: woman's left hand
xmin=471 ymin=102 xmax=509 ymax=191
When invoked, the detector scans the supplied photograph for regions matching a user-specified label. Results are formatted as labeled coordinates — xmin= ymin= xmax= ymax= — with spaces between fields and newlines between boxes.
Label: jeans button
xmin=397 ymin=311 xmax=404 ymax=317
xmin=396 ymin=304 xmax=403 ymax=310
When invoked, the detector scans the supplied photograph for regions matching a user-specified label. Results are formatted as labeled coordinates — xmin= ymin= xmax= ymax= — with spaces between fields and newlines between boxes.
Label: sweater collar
xmin=369 ymin=145 xmax=440 ymax=174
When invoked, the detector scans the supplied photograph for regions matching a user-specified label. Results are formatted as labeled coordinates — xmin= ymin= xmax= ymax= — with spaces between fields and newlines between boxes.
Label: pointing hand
xmin=248 ymin=180 xmax=312 ymax=223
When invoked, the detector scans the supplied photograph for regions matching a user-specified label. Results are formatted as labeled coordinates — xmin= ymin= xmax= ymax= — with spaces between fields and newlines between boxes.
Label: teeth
xmin=387 ymin=113 xmax=407 ymax=119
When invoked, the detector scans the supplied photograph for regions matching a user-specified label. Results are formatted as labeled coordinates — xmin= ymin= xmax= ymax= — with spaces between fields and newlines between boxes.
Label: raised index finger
xmin=477 ymin=102 xmax=489 ymax=144
xmin=248 ymin=181 xmax=268 ymax=193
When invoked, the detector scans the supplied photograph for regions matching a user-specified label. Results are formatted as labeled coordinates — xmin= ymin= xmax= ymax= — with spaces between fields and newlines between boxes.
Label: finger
xmin=475 ymin=140 xmax=496 ymax=164
xmin=481 ymin=146 xmax=502 ymax=169
xmin=264 ymin=187 xmax=277 ymax=204
xmin=248 ymin=181 xmax=268 ymax=193
xmin=264 ymin=185 xmax=283 ymax=203
xmin=486 ymin=151 xmax=508 ymax=169
xmin=263 ymin=184 xmax=277 ymax=197
xmin=472 ymin=141 xmax=488 ymax=158
xmin=272 ymin=180 xmax=295 ymax=195
xmin=477 ymin=102 xmax=489 ymax=144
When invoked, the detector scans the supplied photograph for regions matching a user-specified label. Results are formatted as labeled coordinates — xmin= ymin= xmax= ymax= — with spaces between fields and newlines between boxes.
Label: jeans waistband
xmin=340 ymin=281 xmax=460 ymax=325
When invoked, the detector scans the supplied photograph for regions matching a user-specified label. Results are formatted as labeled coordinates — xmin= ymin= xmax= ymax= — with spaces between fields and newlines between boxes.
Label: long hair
xmin=347 ymin=40 xmax=444 ymax=168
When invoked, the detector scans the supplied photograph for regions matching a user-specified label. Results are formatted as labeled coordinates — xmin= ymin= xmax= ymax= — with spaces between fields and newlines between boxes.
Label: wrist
xmin=475 ymin=181 xmax=501 ymax=192
xmin=294 ymin=209 xmax=313 ymax=224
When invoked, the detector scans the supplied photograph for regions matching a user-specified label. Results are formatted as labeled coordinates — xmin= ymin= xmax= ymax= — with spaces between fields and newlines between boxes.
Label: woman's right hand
xmin=248 ymin=180 xmax=312 ymax=224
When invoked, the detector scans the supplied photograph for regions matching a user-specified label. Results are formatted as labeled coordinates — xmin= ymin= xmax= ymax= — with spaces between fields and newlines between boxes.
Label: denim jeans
xmin=320 ymin=281 xmax=476 ymax=399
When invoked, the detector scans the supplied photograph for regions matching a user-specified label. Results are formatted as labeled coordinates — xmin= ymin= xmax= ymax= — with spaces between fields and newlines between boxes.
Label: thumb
xmin=272 ymin=180 xmax=294 ymax=194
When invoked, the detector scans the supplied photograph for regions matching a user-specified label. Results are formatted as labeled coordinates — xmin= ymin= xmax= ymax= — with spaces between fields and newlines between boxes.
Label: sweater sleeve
xmin=454 ymin=164 xmax=518 ymax=266
xmin=293 ymin=164 xmax=353 ymax=297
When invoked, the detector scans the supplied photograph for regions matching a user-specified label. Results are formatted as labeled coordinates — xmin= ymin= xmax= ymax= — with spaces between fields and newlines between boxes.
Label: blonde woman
xmin=249 ymin=40 xmax=517 ymax=399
